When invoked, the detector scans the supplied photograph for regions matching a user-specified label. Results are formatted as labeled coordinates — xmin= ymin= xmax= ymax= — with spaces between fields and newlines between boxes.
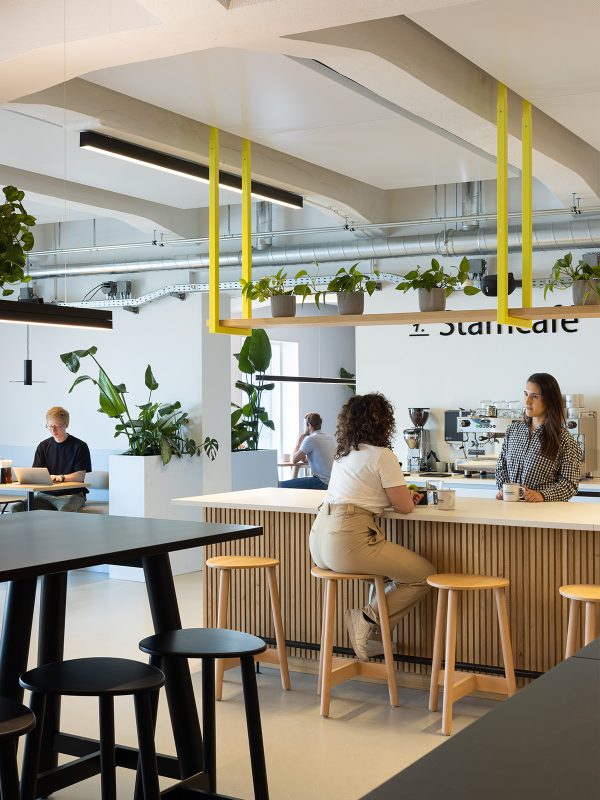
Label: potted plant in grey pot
xmin=61 ymin=346 xmax=218 ymax=577
xmin=326 ymin=262 xmax=380 ymax=315
xmin=544 ymin=252 xmax=600 ymax=306
xmin=231 ymin=328 xmax=278 ymax=490
xmin=241 ymin=268 xmax=310 ymax=318
xmin=0 ymin=185 xmax=35 ymax=296
xmin=395 ymin=256 xmax=479 ymax=311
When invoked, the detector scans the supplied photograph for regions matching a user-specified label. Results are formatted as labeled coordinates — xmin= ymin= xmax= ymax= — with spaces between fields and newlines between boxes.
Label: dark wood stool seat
xmin=20 ymin=658 xmax=164 ymax=800
xmin=0 ymin=697 xmax=36 ymax=799
xmin=140 ymin=628 xmax=269 ymax=800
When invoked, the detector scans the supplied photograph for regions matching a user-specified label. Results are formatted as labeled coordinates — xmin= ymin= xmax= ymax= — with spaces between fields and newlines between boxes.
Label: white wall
xmin=357 ymin=281 xmax=600 ymax=471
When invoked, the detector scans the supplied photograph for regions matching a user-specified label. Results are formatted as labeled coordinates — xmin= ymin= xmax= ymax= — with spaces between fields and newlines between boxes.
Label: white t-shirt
xmin=323 ymin=444 xmax=406 ymax=514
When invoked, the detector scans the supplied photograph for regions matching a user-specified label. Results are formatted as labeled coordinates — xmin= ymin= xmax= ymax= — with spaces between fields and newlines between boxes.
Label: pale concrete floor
xmin=0 ymin=571 xmax=497 ymax=799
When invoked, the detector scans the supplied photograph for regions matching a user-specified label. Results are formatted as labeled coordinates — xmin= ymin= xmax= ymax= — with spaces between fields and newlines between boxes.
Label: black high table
xmin=0 ymin=511 xmax=262 ymax=799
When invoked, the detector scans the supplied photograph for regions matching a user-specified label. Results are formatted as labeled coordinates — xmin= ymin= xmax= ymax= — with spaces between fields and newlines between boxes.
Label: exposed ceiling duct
xmin=28 ymin=217 xmax=600 ymax=279
xmin=461 ymin=181 xmax=482 ymax=230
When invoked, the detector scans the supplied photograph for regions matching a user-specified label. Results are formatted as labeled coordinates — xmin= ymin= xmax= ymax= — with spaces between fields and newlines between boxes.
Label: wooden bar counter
xmin=174 ymin=489 xmax=600 ymax=684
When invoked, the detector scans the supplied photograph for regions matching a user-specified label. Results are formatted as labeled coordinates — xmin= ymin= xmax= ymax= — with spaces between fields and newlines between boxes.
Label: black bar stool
xmin=0 ymin=696 xmax=35 ymax=798
xmin=20 ymin=657 xmax=164 ymax=800
xmin=139 ymin=628 xmax=269 ymax=800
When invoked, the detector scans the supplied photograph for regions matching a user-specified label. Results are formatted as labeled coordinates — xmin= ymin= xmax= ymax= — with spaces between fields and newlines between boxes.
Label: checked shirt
xmin=495 ymin=421 xmax=581 ymax=502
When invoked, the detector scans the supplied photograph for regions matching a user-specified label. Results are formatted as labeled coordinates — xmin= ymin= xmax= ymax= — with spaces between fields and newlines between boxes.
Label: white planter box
xmin=231 ymin=449 xmax=278 ymax=491
xmin=109 ymin=454 xmax=203 ymax=581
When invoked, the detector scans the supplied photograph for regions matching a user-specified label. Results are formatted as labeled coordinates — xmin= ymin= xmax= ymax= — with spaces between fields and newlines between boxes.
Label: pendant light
xmin=9 ymin=326 xmax=46 ymax=385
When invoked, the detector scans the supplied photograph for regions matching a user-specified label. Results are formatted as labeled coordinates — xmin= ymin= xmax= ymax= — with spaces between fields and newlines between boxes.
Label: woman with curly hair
xmin=309 ymin=393 xmax=434 ymax=661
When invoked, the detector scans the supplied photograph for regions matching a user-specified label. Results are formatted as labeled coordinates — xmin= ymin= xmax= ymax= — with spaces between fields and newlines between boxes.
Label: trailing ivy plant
xmin=0 ymin=185 xmax=36 ymax=296
xmin=327 ymin=262 xmax=380 ymax=295
xmin=395 ymin=256 xmax=479 ymax=298
xmin=543 ymin=252 xmax=600 ymax=300
xmin=60 ymin=346 xmax=218 ymax=465
xmin=241 ymin=267 xmax=309 ymax=302
xmin=231 ymin=329 xmax=275 ymax=451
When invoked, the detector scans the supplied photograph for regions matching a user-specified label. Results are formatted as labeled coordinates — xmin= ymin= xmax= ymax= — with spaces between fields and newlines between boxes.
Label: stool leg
xmin=441 ymin=589 xmax=458 ymax=736
xmin=317 ymin=590 xmax=327 ymax=696
xmin=20 ymin=692 xmax=46 ymax=800
xmin=99 ymin=695 xmax=117 ymax=800
xmin=134 ymin=692 xmax=161 ymax=800
xmin=494 ymin=587 xmax=517 ymax=697
xmin=584 ymin=602 xmax=597 ymax=646
xmin=565 ymin=599 xmax=580 ymax=658
xmin=240 ymin=655 xmax=269 ymax=800
xmin=0 ymin=740 xmax=19 ymax=800
xmin=374 ymin=577 xmax=399 ymax=708
xmin=266 ymin=566 xmax=291 ymax=691
xmin=134 ymin=656 xmax=162 ymax=800
xmin=320 ymin=580 xmax=336 ymax=718
xmin=429 ymin=588 xmax=448 ymax=712
xmin=202 ymin=656 xmax=217 ymax=793
xmin=215 ymin=569 xmax=231 ymax=702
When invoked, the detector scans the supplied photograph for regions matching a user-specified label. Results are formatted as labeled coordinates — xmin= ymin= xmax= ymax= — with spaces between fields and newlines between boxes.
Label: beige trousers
xmin=309 ymin=502 xmax=434 ymax=627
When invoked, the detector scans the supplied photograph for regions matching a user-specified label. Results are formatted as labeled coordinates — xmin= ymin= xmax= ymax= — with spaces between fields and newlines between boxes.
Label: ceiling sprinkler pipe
xmin=27 ymin=218 xmax=600 ymax=279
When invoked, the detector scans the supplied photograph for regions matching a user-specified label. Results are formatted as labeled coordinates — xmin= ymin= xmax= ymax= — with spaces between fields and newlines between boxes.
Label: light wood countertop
xmin=173 ymin=487 xmax=600 ymax=531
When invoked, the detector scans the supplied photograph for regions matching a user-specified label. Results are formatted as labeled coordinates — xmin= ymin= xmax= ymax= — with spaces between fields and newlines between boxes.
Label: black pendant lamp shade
xmin=0 ymin=299 xmax=112 ymax=330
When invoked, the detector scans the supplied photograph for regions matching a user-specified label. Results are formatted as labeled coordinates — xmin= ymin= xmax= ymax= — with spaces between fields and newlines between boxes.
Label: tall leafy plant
xmin=0 ymin=186 xmax=35 ymax=296
xmin=231 ymin=329 xmax=275 ymax=451
xmin=60 ymin=346 xmax=218 ymax=465
xmin=395 ymin=257 xmax=479 ymax=297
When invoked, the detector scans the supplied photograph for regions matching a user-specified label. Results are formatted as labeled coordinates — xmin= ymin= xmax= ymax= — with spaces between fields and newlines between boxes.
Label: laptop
xmin=13 ymin=467 xmax=54 ymax=486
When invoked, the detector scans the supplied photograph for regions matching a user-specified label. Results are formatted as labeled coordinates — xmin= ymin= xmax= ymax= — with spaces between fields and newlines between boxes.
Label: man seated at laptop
xmin=11 ymin=406 xmax=91 ymax=512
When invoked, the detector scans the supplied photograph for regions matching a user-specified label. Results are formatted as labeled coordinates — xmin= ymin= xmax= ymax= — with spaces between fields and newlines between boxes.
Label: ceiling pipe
xmin=28 ymin=218 xmax=600 ymax=279
xmin=255 ymin=201 xmax=273 ymax=250
xmin=461 ymin=181 xmax=482 ymax=230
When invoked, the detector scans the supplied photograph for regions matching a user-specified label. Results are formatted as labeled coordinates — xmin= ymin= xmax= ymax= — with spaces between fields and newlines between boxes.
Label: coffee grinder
xmin=403 ymin=407 xmax=431 ymax=472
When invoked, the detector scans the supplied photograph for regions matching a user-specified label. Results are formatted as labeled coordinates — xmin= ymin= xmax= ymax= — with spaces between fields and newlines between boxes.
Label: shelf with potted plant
xmin=544 ymin=252 xmax=600 ymax=307
xmin=219 ymin=255 xmax=600 ymax=328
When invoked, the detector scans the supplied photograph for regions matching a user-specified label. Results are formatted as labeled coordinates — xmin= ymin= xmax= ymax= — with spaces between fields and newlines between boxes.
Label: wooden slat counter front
xmin=173 ymin=489 xmax=600 ymax=684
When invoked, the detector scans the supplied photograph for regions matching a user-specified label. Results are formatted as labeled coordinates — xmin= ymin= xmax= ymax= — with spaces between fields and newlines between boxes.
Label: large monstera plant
xmin=60 ymin=346 xmax=218 ymax=465
xmin=0 ymin=185 xmax=36 ymax=296
xmin=231 ymin=329 xmax=275 ymax=451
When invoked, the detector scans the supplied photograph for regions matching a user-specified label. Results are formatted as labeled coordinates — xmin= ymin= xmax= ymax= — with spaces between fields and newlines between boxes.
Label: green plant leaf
xmin=203 ymin=437 xmax=219 ymax=461
xmin=144 ymin=364 xmax=159 ymax=391
xmin=247 ymin=328 xmax=272 ymax=373
xmin=463 ymin=285 xmax=481 ymax=295
xmin=98 ymin=368 xmax=127 ymax=417
xmin=68 ymin=374 xmax=97 ymax=393
xmin=160 ymin=437 xmax=172 ymax=465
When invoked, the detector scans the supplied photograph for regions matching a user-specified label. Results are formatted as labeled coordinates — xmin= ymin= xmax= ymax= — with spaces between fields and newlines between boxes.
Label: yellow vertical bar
xmin=497 ymin=83 xmax=524 ymax=326
xmin=209 ymin=127 xmax=220 ymax=334
xmin=241 ymin=139 xmax=253 ymax=320
xmin=522 ymin=99 xmax=533 ymax=310
xmin=497 ymin=82 xmax=508 ymax=324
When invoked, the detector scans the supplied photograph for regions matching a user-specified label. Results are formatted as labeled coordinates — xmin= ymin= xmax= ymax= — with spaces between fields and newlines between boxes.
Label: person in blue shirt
xmin=279 ymin=412 xmax=336 ymax=490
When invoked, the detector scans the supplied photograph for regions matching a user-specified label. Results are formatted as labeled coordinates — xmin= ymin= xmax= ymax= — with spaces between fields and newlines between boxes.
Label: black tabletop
xmin=573 ymin=636 xmax=600 ymax=661
xmin=360 ymin=656 xmax=600 ymax=799
xmin=0 ymin=511 xmax=262 ymax=580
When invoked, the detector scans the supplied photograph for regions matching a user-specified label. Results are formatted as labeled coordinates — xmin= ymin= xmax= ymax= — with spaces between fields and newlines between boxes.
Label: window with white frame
xmin=259 ymin=340 xmax=299 ymax=458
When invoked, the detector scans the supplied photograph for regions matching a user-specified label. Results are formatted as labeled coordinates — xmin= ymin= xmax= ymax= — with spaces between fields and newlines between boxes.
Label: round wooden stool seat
xmin=139 ymin=628 xmax=267 ymax=659
xmin=427 ymin=573 xmax=509 ymax=591
xmin=559 ymin=584 xmax=600 ymax=602
xmin=0 ymin=697 xmax=35 ymax=739
xmin=311 ymin=566 xmax=379 ymax=581
xmin=20 ymin=657 xmax=164 ymax=696
xmin=206 ymin=555 xmax=279 ymax=570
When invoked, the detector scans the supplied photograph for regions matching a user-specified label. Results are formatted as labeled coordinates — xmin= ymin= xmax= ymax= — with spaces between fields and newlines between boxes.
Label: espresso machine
xmin=403 ymin=407 xmax=432 ymax=473
xmin=566 ymin=409 xmax=597 ymax=477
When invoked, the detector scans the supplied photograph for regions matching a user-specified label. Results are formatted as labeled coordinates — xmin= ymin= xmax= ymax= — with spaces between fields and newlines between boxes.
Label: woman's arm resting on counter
xmin=385 ymin=485 xmax=420 ymax=514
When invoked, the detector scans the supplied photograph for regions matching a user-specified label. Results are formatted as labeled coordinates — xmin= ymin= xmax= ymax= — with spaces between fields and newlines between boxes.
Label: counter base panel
xmin=203 ymin=508 xmax=600 ymax=681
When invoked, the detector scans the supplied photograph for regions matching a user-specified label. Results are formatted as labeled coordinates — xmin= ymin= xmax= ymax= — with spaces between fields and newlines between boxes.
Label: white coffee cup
xmin=433 ymin=489 xmax=456 ymax=510
xmin=503 ymin=483 xmax=525 ymax=502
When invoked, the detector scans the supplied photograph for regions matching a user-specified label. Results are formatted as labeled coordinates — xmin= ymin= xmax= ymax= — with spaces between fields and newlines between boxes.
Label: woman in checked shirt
xmin=495 ymin=372 xmax=581 ymax=502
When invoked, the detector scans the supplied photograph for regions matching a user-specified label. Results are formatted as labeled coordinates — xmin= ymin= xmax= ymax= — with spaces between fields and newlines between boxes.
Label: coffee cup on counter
xmin=432 ymin=488 xmax=456 ymax=510
xmin=503 ymin=483 xmax=525 ymax=502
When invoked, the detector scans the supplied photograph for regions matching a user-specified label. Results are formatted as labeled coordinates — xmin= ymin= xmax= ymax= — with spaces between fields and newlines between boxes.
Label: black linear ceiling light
xmin=80 ymin=131 xmax=304 ymax=210
xmin=0 ymin=300 xmax=112 ymax=330
xmin=256 ymin=375 xmax=356 ymax=385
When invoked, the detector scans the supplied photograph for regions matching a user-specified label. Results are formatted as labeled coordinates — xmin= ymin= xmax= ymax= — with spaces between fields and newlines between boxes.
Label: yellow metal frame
xmin=521 ymin=100 xmax=533 ymax=310
xmin=209 ymin=127 xmax=251 ymax=335
xmin=496 ymin=84 xmax=532 ymax=327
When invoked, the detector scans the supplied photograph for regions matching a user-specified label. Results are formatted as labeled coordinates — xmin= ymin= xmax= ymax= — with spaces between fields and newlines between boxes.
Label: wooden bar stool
xmin=19 ymin=657 xmax=164 ymax=800
xmin=559 ymin=584 xmax=600 ymax=658
xmin=310 ymin=567 xmax=399 ymax=718
xmin=0 ymin=696 xmax=35 ymax=798
xmin=206 ymin=555 xmax=291 ymax=700
xmin=427 ymin=574 xmax=517 ymax=736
